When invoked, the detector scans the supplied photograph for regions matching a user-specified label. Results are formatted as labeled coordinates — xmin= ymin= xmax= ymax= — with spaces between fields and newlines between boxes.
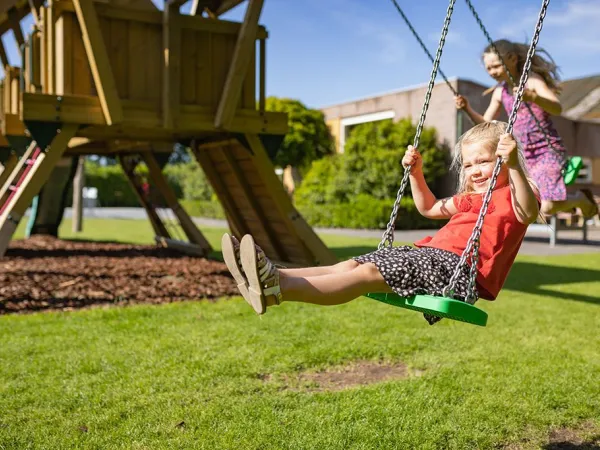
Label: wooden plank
xmin=221 ymin=142 xmax=286 ymax=261
xmin=195 ymin=30 xmax=211 ymax=107
xmin=0 ymin=39 xmax=8 ymax=67
xmin=110 ymin=18 xmax=129 ymax=99
xmin=0 ymin=152 xmax=18 ymax=191
xmin=72 ymin=0 xmax=124 ymax=125
xmin=145 ymin=21 xmax=162 ymax=108
xmin=7 ymin=7 xmax=25 ymax=46
xmin=55 ymin=11 xmax=73 ymax=94
xmin=162 ymin=3 xmax=180 ymax=128
xmin=179 ymin=14 xmax=267 ymax=38
xmin=244 ymin=134 xmax=337 ymax=265
xmin=214 ymin=0 xmax=263 ymax=129
xmin=190 ymin=143 xmax=248 ymax=237
xmin=216 ymin=0 xmax=245 ymax=16
xmin=46 ymin=0 xmax=55 ymax=94
xmin=141 ymin=151 xmax=212 ymax=252
xmin=21 ymin=93 xmax=104 ymax=124
xmin=39 ymin=5 xmax=47 ymax=91
xmin=258 ymin=37 xmax=265 ymax=112
xmin=2 ymin=113 xmax=26 ymax=136
xmin=180 ymin=27 xmax=196 ymax=104
xmin=242 ymin=38 xmax=255 ymax=109
xmin=127 ymin=20 xmax=147 ymax=101
xmin=72 ymin=18 xmax=93 ymax=95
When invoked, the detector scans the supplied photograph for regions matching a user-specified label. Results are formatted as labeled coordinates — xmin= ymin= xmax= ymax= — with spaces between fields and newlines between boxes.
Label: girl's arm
xmin=496 ymin=134 xmax=540 ymax=224
xmin=456 ymin=87 xmax=503 ymax=124
xmin=402 ymin=146 xmax=458 ymax=219
xmin=515 ymin=73 xmax=562 ymax=116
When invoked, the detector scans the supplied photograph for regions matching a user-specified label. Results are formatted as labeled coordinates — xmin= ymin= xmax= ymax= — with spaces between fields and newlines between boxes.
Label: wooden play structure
xmin=0 ymin=0 xmax=336 ymax=265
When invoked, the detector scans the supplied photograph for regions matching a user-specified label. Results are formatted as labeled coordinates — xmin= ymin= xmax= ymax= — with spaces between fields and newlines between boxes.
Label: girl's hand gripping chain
xmin=495 ymin=133 xmax=519 ymax=168
xmin=402 ymin=145 xmax=423 ymax=173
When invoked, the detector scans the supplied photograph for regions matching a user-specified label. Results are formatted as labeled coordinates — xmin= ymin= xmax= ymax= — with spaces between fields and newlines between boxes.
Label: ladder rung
xmin=25 ymin=158 xmax=36 ymax=165
xmin=8 ymin=185 xmax=18 ymax=192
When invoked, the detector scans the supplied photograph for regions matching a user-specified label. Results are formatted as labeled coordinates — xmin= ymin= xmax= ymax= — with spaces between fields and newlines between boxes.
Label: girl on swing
xmin=455 ymin=39 xmax=599 ymax=218
xmin=222 ymin=121 xmax=540 ymax=324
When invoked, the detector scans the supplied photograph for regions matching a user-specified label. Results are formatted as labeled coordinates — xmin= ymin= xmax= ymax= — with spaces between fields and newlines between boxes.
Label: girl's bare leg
xmin=271 ymin=262 xmax=392 ymax=306
xmin=279 ymin=259 xmax=360 ymax=279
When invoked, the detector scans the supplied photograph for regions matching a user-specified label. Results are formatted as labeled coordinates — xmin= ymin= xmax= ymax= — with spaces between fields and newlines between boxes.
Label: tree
xmin=265 ymin=97 xmax=334 ymax=170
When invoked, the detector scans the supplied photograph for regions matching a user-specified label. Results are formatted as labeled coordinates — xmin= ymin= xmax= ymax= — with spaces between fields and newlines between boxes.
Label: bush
xmin=296 ymin=194 xmax=443 ymax=230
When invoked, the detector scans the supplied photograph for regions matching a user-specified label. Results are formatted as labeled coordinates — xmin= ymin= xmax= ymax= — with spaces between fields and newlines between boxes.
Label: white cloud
xmin=428 ymin=30 xmax=465 ymax=46
xmin=498 ymin=0 xmax=600 ymax=54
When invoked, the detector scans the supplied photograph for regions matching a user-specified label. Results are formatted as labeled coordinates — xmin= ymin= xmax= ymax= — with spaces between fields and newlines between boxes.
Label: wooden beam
xmin=72 ymin=0 xmax=123 ymax=125
xmin=162 ymin=3 xmax=180 ymax=129
xmin=0 ymin=124 xmax=79 ymax=256
xmin=189 ymin=141 xmax=248 ymax=238
xmin=141 ymin=151 xmax=212 ymax=253
xmin=216 ymin=0 xmax=245 ymax=16
xmin=214 ymin=0 xmax=263 ymax=130
xmin=27 ymin=0 xmax=42 ymax=27
xmin=0 ymin=151 xmax=18 ymax=190
xmin=7 ymin=7 xmax=25 ymax=46
xmin=0 ymin=39 xmax=8 ymax=67
xmin=168 ymin=0 xmax=189 ymax=7
xmin=245 ymin=134 xmax=337 ymax=265
xmin=220 ymin=141 xmax=286 ymax=261
xmin=119 ymin=154 xmax=171 ymax=238
xmin=190 ymin=0 xmax=202 ymax=15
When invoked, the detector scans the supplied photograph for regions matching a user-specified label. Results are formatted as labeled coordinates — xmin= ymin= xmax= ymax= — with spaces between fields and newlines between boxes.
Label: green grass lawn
xmin=2 ymin=218 xmax=600 ymax=449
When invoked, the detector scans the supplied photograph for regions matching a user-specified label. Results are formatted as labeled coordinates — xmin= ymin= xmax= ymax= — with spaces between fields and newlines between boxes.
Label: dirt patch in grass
xmin=0 ymin=236 xmax=238 ymax=314
xmin=505 ymin=421 xmax=600 ymax=449
xmin=267 ymin=360 xmax=413 ymax=392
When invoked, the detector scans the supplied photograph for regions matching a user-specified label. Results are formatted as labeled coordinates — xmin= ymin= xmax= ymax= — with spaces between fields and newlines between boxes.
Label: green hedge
xmin=295 ymin=194 xmax=443 ymax=230
xmin=180 ymin=199 xmax=225 ymax=219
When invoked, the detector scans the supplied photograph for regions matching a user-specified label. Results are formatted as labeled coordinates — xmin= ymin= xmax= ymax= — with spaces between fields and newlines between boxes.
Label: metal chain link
xmin=445 ymin=0 xmax=550 ymax=301
xmin=378 ymin=0 xmax=457 ymax=250
xmin=388 ymin=0 xmax=458 ymax=96
xmin=464 ymin=0 xmax=564 ymax=165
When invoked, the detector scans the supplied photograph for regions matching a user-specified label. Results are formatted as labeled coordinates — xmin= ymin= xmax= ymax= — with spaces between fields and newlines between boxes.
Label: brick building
xmin=321 ymin=76 xmax=600 ymax=197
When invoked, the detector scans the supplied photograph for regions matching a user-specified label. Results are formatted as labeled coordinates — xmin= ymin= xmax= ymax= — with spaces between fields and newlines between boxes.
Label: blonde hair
xmin=451 ymin=121 xmax=534 ymax=194
xmin=483 ymin=39 xmax=561 ymax=92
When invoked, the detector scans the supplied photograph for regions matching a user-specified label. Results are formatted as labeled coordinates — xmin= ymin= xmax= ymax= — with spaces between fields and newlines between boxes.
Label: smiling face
xmin=483 ymin=52 xmax=517 ymax=83
xmin=461 ymin=141 xmax=508 ymax=193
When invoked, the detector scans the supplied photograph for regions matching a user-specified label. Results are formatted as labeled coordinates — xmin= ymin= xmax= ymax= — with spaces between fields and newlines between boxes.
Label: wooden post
xmin=259 ymin=37 xmax=265 ymax=112
xmin=118 ymin=155 xmax=171 ymax=239
xmin=214 ymin=0 xmax=264 ymax=129
xmin=141 ymin=151 xmax=212 ymax=253
xmin=162 ymin=3 xmax=181 ymax=129
xmin=72 ymin=155 xmax=85 ymax=232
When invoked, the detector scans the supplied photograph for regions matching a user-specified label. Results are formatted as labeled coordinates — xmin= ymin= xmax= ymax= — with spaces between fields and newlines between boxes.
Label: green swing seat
xmin=563 ymin=156 xmax=583 ymax=186
xmin=366 ymin=293 xmax=488 ymax=327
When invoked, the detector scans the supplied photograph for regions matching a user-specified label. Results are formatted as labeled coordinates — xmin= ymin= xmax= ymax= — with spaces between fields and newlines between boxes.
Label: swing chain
xmin=378 ymin=0 xmax=457 ymax=250
xmin=388 ymin=0 xmax=458 ymax=96
xmin=463 ymin=0 xmax=563 ymax=163
xmin=445 ymin=0 xmax=550 ymax=301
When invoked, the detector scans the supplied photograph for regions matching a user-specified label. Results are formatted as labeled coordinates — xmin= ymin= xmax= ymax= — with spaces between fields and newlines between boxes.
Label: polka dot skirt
xmin=354 ymin=246 xmax=478 ymax=325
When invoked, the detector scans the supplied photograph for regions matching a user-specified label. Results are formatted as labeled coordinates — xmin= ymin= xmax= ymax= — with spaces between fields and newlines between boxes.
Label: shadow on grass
xmin=542 ymin=437 xmax=600 ymax=449
xmin=504 ymin=261 xmax=600 ymax=305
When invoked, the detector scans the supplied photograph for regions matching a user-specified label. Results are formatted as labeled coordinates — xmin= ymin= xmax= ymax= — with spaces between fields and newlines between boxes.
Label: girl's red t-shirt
xmin=414 ymin=185 xmax=530 ymax=300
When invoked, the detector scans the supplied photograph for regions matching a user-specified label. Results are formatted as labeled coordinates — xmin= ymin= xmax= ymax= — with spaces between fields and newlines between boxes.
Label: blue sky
xmin=4 ymin=0 xmax=600 ymax=109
